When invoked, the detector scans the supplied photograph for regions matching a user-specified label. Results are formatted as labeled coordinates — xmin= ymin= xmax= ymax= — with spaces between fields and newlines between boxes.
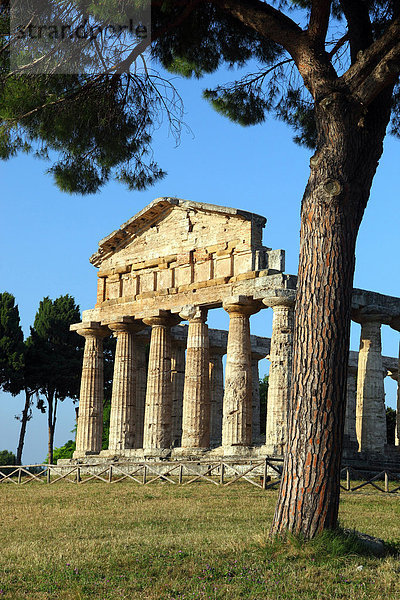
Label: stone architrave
xmin=343 ymin=364 xmax=358 ymax=451
xmin=171 ymin=340 xmax=186 ymax=447
xmin=222 ymin=297 xmax=260 ymax=450
xmin=108 ymin=320 xmax=144 ymax=451
xmin=74 ymin=324 xmax=109 ymax=457
xmin=263 ymin=291 xmax=295 ymax=456
xmin=251 ymin=352 xmax=264 ymax=444
xmin=180 ymin=306 xmax=211 ymax=449
xmin=142 ymin=312 xmax=178 ymax=452
xmin=356 ymin=316 xmax=387 ymax=454
xmin=134 ymin=337 xmax=148 ymax=449
xmin=209 ymin=347 xmax=225 ymax=446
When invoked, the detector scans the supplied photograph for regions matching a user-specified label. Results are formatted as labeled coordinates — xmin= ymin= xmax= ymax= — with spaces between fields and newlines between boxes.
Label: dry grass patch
xmin=0 ymin=483 xmax=399 ymax=599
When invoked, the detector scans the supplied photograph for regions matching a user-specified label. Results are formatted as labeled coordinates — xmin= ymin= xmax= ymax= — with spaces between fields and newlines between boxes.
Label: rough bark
xmin=271 ymin=90 xmax=392 ymax=538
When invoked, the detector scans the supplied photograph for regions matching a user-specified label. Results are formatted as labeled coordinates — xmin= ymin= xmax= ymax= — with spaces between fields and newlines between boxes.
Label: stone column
xmin=343 ymin=364 xmax=358 ymax=453
xmin=251 ymin=352 xmax=264 ymax=444
xmin=180 ymin=307 xmax=211 ymax=449
xmin=107 ymin=320 xmax=144 ymax=452
xmin=134 ymin=337 xmax=148 ymax=449
xmin=171 ymin=340 xmax=186 ymax=447
xmin=74 ymin=324 xmax=109 ymax=457
xmin=142 ymin=312 xmax=178 ymax=453
xmin=209 ymin=347 xmax=225 ymax=446
xmin=222 ymin=297 xmax=260 ymax=451
xmin=356 ymin=316 xmax=387 ymax=454
xmin=263 ymin=291 xmax=295 ymax=456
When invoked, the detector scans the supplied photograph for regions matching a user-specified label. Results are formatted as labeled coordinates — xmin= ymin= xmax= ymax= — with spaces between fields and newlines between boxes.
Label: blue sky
xmin=1 ymin=67 xmax=399 ymax=464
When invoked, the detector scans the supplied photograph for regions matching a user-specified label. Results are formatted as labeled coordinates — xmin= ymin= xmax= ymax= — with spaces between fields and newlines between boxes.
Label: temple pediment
xmin=89 ymin=198 xmax=286 ymax=313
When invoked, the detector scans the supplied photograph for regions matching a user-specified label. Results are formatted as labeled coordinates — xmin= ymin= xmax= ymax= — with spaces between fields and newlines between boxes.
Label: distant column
xmin=343 ymin=364 xmax=358 ymax=452
xmin=142 ymin=313 xmax=178 ymax=452
xmin=171 ymin=340 xmax=186 ymax=447
xmin=263 ymin=292 xmax=295 ymax=456
xmin=180 ymin=307 xmax=210 ymax=449
xmin=356 ymin=316 xmax=387 ymax=454
xmin=74 ymin=324 xmax=109 ymax=457
xmin=251 ymin=352 xmax=265 ymax=444
xmin=222 ymin=297 xmax=260 ymax=450
xmin=134 ymin=336 xmax=148 ymax=449
xmin=108 ymin=321 xmax=144 ymax=451
xmin=209 ymin=347 xmax=225 ymax=446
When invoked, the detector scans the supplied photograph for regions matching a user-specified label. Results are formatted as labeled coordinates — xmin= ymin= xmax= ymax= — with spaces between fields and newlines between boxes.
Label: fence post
xmin=108 ymin=465 xmax=113 ymax=483
xmin=18 ymin=468 xmax=22 ymax=485
xmin=385 ymin=471 xmax=389 ymax=493
xmin=219 ymin=462 xmax=224 ymax=485
xmin=47 ymin=467 xmax=51 ymax=484
xmin=179 ymin=464 xmax=183 ymax=484
xmin=346 ymin=467 xmax=351 ymax=491
xmin=262 ymin=459 xmax=268 ymax=490
xmin=143 ymin=465 xmax=147 ymax=485
xmin=76 ymin=466 xmax=81 ymax=483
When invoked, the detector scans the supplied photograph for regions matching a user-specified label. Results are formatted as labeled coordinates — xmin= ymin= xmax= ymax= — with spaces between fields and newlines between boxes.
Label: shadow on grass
xmin=265 ymin=526 xmax=400 ymax=562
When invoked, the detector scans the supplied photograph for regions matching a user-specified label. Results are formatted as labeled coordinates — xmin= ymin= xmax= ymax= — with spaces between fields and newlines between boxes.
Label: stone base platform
xmin=60 ymin=444 xmax=400 ymax=472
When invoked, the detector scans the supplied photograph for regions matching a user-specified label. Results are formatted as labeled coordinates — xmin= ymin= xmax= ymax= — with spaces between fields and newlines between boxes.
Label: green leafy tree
xmin=0 ymin=449 xmax=16 ymax=465
xmin=29 ymin=294 xmax=83 ymax=464
xmin=0 ymin=449 xmax=17 ymax=476
xmin=52 ymin=439 xmax=76 ymax=462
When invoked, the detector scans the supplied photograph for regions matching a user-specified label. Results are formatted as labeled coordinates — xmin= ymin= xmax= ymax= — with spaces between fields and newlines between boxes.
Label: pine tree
xmin=30 ymin=295 xmax=83 ymax=464
xmin=0 ymin=292 xmax=24 ymax=394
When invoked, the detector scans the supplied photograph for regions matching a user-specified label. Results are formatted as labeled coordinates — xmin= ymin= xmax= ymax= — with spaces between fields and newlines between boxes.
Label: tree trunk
xmin=16 ymin=389 xmax=33 ymax=465
xmin=271 ymin=91 xmax=392 ymax=538
xmin=47 ymin=393 xmax=57 ymax=465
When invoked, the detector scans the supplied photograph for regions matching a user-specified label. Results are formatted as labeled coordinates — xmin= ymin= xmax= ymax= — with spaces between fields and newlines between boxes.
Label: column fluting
xmin=108 ymin=321 xmax=144 ymax=452
xmin=180 ymin=307 xmax=211 ymax=449
xmin=222 ymin=298 xmax=260 ymax=449
xmin=209 ymin=347 xmax=225 ymax=446
xmin=343 ymin=364 xmax=358 ymax=451
xmin=171 ymin=340 xmax=186 ymax=447
xmin=74 ymin=325 xmax=109 ymax=457
xmin=142 ymin=314 xmax=177 ymax=451
xmin=356 ymin=316 xmax=387 ymax=454
xmin=251 ymin=353 xmax=264 ymax=444
xmin=263 ymin=294 xmax=295 ymax=456
xmin=134 ymin=337 xmax=148 ymax=449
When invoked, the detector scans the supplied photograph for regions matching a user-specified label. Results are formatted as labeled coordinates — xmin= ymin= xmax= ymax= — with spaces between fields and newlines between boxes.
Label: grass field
xmin=1 ymin=483 xmax=399 ymax=599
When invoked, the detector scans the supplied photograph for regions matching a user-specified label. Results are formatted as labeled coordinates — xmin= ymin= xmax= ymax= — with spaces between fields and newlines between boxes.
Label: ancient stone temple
xmin=69 ymin=197 xmax=400 ymax=465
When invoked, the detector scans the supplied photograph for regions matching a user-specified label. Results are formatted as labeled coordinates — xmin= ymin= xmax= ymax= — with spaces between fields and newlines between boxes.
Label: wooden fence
xmin=1 ymin=461 xmax=399 ymax=493
xmin=0 ymin=459 xmax=282 ymax=489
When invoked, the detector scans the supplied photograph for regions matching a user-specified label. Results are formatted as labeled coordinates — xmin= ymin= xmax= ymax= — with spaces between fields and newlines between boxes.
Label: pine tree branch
xmin=342 ymin=15 xmax=400 ymax=105
xmin=308 ymin=0 xmax=332 ymax=47
xmin=216 ymin=0 xmax=337 ymax=100
xmin=113 ymin=0 xmax=203 ymax=77
xmin=351 ymin=41 xmax=400 ymax=105
xmin=339 ymin=0 xmax=373 ymax=63
xmin=215 ymin=0 xmax=304 ymax=57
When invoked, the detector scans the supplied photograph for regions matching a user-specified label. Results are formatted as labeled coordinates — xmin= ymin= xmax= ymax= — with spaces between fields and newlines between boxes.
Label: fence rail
xmin=0 ymin=459 xmax=282 ymax=488
xmin=1 ymin=461 xmax=399 ymax=493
